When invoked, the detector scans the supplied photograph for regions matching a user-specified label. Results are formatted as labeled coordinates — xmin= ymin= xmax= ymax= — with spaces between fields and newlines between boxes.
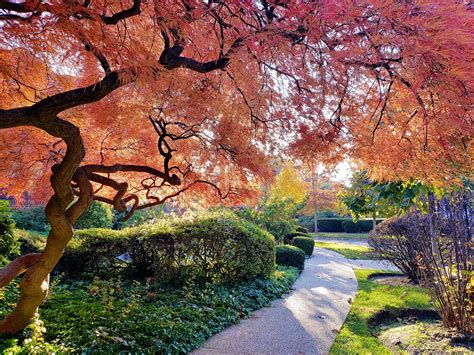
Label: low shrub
xmin=284 ymin=231 xmax=309 ymax=244
xmin=292 ymin=236 xmax=314 ymax=256
xmin=275 ymin=245 xmax=305 ymax=270
xmin=75 ymin=201 xmax=113 ymax=229
xmin=60 ymin=211 xmax=276 ymax=285
xmin=416 ymin=192 xmax=473 ymax=336
xmin=369 ymin=216 xmax=420 ymax=283
xmin=370 ymin=191 xmax=473 ymax=336
xmin=295 ymin=225 xmax=308 ymax=234
xmin=11 ymin=207 xmax=49 ymax=232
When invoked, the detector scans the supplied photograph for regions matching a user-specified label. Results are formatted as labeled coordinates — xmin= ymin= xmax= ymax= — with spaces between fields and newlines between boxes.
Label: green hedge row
xmin=59 ymin=211 xmax=275 ymax=285
xmin=314 ymin=218 xmax=384 ymax=233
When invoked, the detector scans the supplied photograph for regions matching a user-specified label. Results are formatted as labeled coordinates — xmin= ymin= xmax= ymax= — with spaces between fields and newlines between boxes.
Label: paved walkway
xmin=193 ymin=247 xmax=359 ymax=355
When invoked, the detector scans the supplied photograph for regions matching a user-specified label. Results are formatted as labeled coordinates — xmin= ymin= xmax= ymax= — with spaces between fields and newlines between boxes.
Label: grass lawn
xmin=311 ymin=232 xmax=369 ymax=239
xmin=330 ymin=269 xmax=432 ymax=354
xmin=315 ymin=241 xmax=374 ymax=259
xmin=0 ymin=266 xmax=298 ymax=353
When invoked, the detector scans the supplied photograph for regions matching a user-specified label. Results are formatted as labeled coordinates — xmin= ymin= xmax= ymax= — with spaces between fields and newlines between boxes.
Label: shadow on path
xmin=192 ymin=248 xmax=358 ymax=355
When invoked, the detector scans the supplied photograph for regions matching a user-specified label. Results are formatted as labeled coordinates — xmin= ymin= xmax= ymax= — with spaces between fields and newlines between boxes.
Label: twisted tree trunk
xmin=0 ymin=118 xmax=92 ymax=333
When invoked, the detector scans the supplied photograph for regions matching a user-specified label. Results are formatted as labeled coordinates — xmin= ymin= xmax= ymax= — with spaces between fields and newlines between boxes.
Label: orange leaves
xmin=0 ymin=0 xmax=472 ymax=207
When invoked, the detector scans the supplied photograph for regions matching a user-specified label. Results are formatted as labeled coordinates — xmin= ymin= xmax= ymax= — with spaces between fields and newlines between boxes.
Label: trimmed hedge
xmin=275 ymin=245 xmax=305 ymax=271
xmin=292 ymin=236 xmax=314 ymax=256
xmin=59 ymin=212 xmax=275 ymax=285
xmin=317 ymin=218 xmax=345 ymax=232
xmin=295 ymin=225 xmax=309 ymax=234
xmin=342 ymin=219 xmax=383 ymax=233
xmin=284 ymin=231 xmax=310 ymax=244
xmin=317 ymin=218 xmax=385 ymax=233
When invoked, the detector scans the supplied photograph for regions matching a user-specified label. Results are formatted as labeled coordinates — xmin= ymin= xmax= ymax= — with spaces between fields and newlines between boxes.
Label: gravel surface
xmin=192 ymin=247 xmax=358 ymax=355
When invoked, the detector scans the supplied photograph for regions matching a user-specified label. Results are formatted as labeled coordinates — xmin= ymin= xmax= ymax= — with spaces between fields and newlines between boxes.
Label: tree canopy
xmin=0 ymin=0 xmax=472 ymax=333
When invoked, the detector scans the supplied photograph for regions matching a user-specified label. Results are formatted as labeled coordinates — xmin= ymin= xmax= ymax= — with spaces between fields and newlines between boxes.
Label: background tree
xmin=269 ymin=163 xmax=308 ymax=205
xmin=340 ymin=171 xmax=428 ymax=227
xmin=74 ymin=201 xmax=113 ymax=229
xmin=0 ymin=0 xmax=472 ymax=332
xmin=302 ymin=161 xmax=341 ymax=232
xmin=11 ymin=207 xmax=50 ymax=233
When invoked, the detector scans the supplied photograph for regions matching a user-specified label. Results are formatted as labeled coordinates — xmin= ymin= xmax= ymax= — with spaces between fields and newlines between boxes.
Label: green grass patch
xmin=330 ymin=269 xmax=432 ymax=354
xmin=0 ymin=266 xmax=298 ymax=353
xmin=315 ymin=241 xmax=373 ymax=259
xmin=310 ymin=232 xmax=369 ymax=239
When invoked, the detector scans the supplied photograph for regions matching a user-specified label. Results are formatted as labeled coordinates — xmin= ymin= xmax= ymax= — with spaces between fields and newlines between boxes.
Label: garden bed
xmin=0 ymin=266 xmax=299 ymax=353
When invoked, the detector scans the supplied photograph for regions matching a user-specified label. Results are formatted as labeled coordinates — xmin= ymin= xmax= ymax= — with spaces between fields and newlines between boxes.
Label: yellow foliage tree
xmin=270 ymin=164 xmax=308 ymax=204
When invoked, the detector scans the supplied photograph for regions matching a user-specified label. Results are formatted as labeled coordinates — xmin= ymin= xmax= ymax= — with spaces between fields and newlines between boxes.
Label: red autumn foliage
xmin=0 ymin=0 xmax=472 ymax=332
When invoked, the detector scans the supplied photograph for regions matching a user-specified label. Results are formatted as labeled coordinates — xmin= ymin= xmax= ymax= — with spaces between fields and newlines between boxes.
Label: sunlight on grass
xmin=310 ymin=232 xmax=369 ymax=239
xmin=314 ymin=241 xmax=373 ymax=259
xmin=330 ymin=269 xmax=432 ymax=354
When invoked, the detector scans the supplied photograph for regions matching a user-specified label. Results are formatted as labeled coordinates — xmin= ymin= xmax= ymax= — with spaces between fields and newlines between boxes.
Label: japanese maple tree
xmin=0 ymin=0 xmax=472 ymax=332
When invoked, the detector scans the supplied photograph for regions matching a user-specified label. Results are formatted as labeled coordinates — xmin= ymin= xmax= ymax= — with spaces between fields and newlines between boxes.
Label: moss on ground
xmin=330 ymin=269 xmax=433 ymax=354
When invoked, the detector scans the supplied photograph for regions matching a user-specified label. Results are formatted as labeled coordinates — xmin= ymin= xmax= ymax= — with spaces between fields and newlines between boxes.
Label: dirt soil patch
xmin=370 ymin=275 xmax=414 ymax=286
xmin=379 ymin=321 xmax=473 ymax=354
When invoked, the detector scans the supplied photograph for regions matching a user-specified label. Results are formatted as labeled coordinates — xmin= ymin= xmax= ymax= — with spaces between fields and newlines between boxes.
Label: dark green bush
xmin=295 ymin=225 xmax=308 ymax=234
xmin=275 ymin=245 xmax=305 ymax=270
xmin=292 ymin=236 xmax=314 ymax=256
xmin=60 ymin=228 xmax=129 ymax=277
xmin=60 ymin=211 xmax=275 ymax=285
xmin=317 ymin=218 xmax=384 ymax=232
xmin=284 ymin=231 xmax=310 ymax=244
xmin=14 ymin=229 xmax=46 ymax=254
xmin=75 ymin=201 xmax=113 ymax=229
xmin=317 ymin=218 xmax=345 ymax=232
xmin=0 ymin=201 xmax=20 ymax=265
xmin=236 ymin=197 xmax=303 ymax=242
xmin=342 ymin=219 xmax=384 ymax=233
xmin=11 ymin=207 xmax=49 ymax=232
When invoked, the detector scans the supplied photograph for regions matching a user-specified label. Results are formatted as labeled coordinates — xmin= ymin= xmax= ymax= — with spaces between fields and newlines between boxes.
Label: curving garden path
xmin=193 ymin=246 xmax=400 ymax=355
xmin=193 ymin=247 xmax=360 ymax=355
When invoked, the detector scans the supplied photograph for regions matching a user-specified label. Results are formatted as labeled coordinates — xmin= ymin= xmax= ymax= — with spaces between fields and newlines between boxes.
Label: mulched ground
xmin=370 ymin=275 xmax=414 ymax=286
